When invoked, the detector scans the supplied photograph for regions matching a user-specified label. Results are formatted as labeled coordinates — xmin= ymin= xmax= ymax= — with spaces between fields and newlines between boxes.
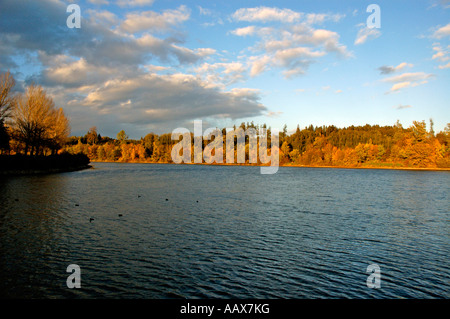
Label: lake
xmin=0 ymin=163 xmax=448 ymax=298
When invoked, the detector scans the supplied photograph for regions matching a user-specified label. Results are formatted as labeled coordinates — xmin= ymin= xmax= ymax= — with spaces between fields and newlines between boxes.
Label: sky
xmin=0 ymin=0 xmax=449 ymax=139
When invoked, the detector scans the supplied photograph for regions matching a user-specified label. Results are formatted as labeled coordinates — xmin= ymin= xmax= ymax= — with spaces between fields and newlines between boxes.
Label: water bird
xmin=89 ymin=218 xmax=94 ymax=222
xmin=75 ymin=204 xmax=79 ymax=207
xmin=138 ymin=195 xmax=141 ymax=198
xmin=15 ymin=199 xmax=19 ymax=202
xmin=166 ymin=198 xmax=169 ymax=201
xmin=118 ymin=214 xmax=123 ymax=217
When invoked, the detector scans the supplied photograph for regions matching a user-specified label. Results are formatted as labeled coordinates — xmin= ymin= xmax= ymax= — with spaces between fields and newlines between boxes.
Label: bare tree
xmin=0 ymin=71 xmax=16 ymax=123
xmin=0 ymin=71 xmax=16 ymax=153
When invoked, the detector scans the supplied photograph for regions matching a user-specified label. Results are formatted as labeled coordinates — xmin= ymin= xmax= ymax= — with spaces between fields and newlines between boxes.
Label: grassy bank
xmin=0 ymin=153 xmax=91 ymax=176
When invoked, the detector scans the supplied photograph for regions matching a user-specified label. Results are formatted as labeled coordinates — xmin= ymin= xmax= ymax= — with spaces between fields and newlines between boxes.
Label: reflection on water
xmin=0 ymin=163 xmax=449 ymax=298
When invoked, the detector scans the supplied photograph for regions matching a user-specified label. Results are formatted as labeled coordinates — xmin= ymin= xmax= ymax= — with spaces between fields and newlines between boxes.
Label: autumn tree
xmin=355 ymin=143 xmax=370 ymax=163
xmin=48 ymin=107 xmax=70 ymax=154
xmin=116 ymin=130 xmax=128 ymax=143
xmin=429 ymin=118 xmax=435 ymax=137
xmin=407 ymin=121 xmax=434 ymax=167
xmin=86 ymin=126 xmax=99 ymax=145
xmin=435 ymin=123 xmax=450 ymax=167
xmin=143 ymin=132 xmax=157 ymax=157
xmin=280 ymin=141 xmax=291 ymax=161
xmin=411 ymin=120 xmax=429 ymax=142
xmin=13 ymin=84 xmax=70 ymax=155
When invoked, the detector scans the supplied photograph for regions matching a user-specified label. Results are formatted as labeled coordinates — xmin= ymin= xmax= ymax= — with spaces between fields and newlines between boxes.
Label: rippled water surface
xmin=0 ymin=163 xmax=448 ymax=298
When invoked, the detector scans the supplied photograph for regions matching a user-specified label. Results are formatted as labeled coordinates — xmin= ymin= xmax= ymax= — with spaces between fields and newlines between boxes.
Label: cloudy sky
xmin=0 ymin=0 xmax=449 ymax=138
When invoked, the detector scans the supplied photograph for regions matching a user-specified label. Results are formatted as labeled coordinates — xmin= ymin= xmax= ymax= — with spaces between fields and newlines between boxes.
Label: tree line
xmin=62 ymin=120 xmax=450 ymax=169
xmin=283 ymin=120 xmax=449 ymax=168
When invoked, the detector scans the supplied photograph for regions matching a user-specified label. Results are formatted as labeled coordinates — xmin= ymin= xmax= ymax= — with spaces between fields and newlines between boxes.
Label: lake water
xmin=0 ymin=163 xmax=448 ymax=298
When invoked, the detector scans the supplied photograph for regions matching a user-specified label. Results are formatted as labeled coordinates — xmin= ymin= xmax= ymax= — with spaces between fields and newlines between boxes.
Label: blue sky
xmin=0 ymin=0 xmax=449 ymax=138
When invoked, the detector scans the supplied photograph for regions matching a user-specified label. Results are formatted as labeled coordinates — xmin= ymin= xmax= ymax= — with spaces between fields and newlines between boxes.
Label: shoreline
xmin=0 ymin=154 xmax=92 ymax=176
xmin=0 ymin=164 xmax=92 ymax=176
xmin=90 ymin=160 xmax=450 ymax=172
xmin=283 ymin=164 xmax=450 ymax=172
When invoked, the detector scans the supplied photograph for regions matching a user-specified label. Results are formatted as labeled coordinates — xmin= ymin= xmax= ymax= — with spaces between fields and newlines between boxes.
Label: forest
xmin=59 ymin=119 xmax=450 ymax=169
xmin=1 ymin=71 xmax=449 ymax=169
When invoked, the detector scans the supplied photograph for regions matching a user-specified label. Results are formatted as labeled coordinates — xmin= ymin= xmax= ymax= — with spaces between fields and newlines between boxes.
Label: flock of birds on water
xmin=71 ymin=196 xmax=200 ymax=222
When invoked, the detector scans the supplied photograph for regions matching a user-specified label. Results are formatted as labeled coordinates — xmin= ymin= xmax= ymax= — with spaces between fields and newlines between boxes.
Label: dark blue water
xmin=0 ymin=163 xmax=448 ymax=298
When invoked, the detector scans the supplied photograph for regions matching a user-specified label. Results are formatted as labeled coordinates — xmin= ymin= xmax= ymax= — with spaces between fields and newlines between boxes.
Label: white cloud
xmin=134 ymin=34 xmax=215 ymax=64
xmin=267 ymin=111 xmax=283 ymax=117
xmin=117 ymin=0 xmax=155 ymax=7
xmin=232 ymin=6 xmax=302 ymax=23
xmin=382 ymin=72 xmax=434 ymax=94
xmin=249 ymin=55 xmax=272 ymax=77
xmin=170 ymin=45 xmax=216 ymax=64
xmin=275 ymin=47 xmax=325 ymax=62
xmin=305 ymin=13 xmax=345 ymax=24
xmin=393 ymin=62 xmax=413 ymax=71
xmin=432 ymin=44 xmax=450 ymax=68
xmin=194 ymin=62 xmax=247 ymax=87
xmin=120 ymin=5 xmax=190 ymax=33
xmin=430 ymin=0 xmax=450 ymax=9
xmin=389 ymin=81 xmax=412 ymax=93
xmin=432 ymin=50 xmax=446 ymax=60
xmin=144 ymin=65 xmax=171 ymax=73
xmin=197 ymin=6 xmax=224 ymax=27
xmin=227 ymin=6 xmax=350 ymax=78
xmin=354 ymin=24 xmax=381 ymax=45
xmin=432 ymin=23 xmax=450 ymax=39
xmin=274 ymin=47 xmax=325 ymax=78
xmin=383 ymin=72 xmax=434 ymax=83
xmin=231 ymin=6 xmax=345 ymax=25
xmin=198 ymin=6 xmax=212 ymax=16
xmin=35 ymin=52 xmax=139 ymax=88
xmin=231 ymin=22 xmax=350 ymax=78
xmin=65 ymin=71 xmax=268 ymax=136
xmin=261 ymin=26 xmax=350 ymax=57
xmin=395 ymin=104 xmax=412 ymax=110
xmin=378 ymin=62 xmax=413 ymax=74
xmin=86 ymin=9 xmax=119 ymax=27
xmin=89 ymin=0 xmax=109 ymax=5
xmin=231 ymin=26 xmax=256 ymax=37
xmin=48 ymin=69 xmax=267 ymax=136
